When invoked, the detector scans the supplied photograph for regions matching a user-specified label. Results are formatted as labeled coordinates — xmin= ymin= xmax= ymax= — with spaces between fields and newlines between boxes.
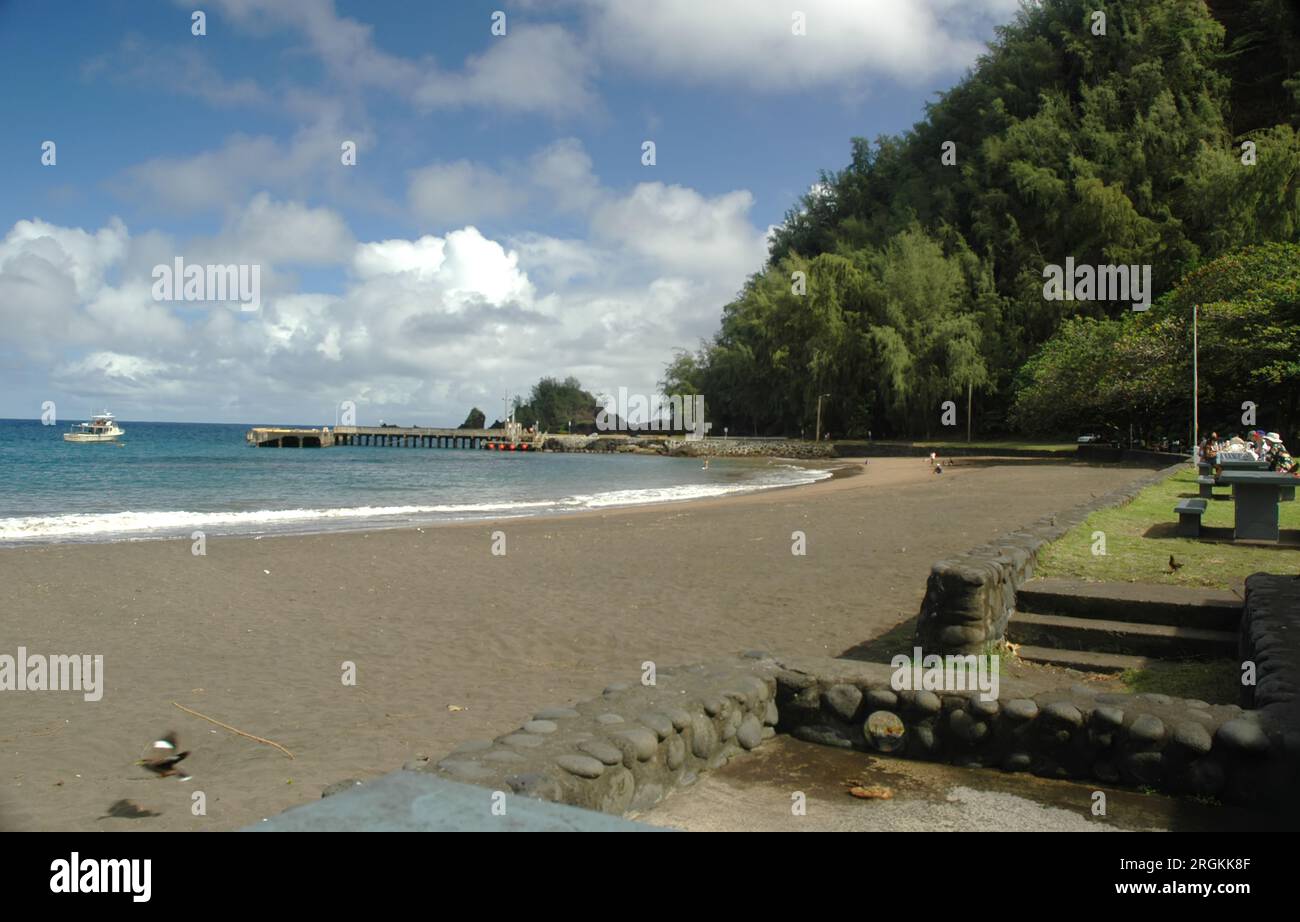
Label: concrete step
xmin=1016 ymin=578 xmax=1241 ymax=631
xmin=1012 ymin=644 xmax=1153 ymax=675
xmin=1006 ymin=611 xmax=1237 ymax=659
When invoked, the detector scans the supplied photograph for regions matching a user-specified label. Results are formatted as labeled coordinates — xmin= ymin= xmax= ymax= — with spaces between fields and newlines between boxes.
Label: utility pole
xmin=966 ymin=380 xmax=973 ymax=443
xmin=815 ymin=393 xmax=830 ymax=442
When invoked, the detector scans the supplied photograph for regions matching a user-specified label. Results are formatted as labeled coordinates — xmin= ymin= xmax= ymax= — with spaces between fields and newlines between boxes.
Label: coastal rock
xmin=948 ymin=709 xmax=988 ymax=745
xmin=721 ymin=709 xmax=742 ymax=741
xmin=556 ymin=754 xmax=605 ymax=779
xmin=610 ymin=727 xmax=658 ymax=762
xmin=638 ymin=712 xmax=675 ymax=740
xmin=1216 ymin=718 xmax=1271 ymax=753
xmin=1172 ymin=722 xmax=1213 ymax=755
xmin=578 ymin=741 xmax=624 ymax=766
xmin=1128 ymin=714 xmax=1166 ymax=744
xmin=597 ymin=768 xmax=635 ymax=814
xmin=690 ymin=715 xmax=718 ymax=758
xmin=664 ymin=707 xmax=693 ymax=731
xmin=910 ymin=723 xmax=937 ymax=753
xmin=864 ymin=711 xmax=906 ymax=753
xmin=1003 ymin=698 xmax=1038 ymax=722
xmin=737 ymin=715 xmax=763 ymax=751
xmin=1042 ymin=701 xmax=1083 ymax=728
xmin=865 ymin=688 xmax=898 ymax=712
xmin=1092 ymin=706 xmax=1125 ymax=728
xmin=1122 ymin=751 xmax=1164 ymax=785
xmin=912 ymin=690 xmax=942 ymax=716
xmin=666 ymin=736 xmax=686 ymax=770
xmin=824 ymin=684 xmax=863 ymax=722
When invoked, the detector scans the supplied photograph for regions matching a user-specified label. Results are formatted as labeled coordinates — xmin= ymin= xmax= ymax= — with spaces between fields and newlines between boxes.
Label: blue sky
xmin=0 ymin=0 xmax=1021 ymax=424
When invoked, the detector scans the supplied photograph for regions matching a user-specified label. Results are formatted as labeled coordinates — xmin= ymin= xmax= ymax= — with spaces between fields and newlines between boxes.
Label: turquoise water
xmin=0 ymin=419 xmax=827 ymax=544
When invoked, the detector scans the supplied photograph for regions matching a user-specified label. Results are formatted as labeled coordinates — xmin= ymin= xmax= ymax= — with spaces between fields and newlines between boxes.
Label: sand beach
xmin=0 ymin=458 xmax=1149 ymax=831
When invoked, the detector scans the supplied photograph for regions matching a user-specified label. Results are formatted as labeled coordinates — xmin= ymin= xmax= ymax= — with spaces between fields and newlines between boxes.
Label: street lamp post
xmin=815 ymin=393 xmax=830 ymax=443
xmin=1192 ymin=303 xmax=1199 ymax=461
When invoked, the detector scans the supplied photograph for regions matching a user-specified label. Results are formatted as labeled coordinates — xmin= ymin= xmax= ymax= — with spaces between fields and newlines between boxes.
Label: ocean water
xmin=0 ymin=419 xmax=829 ymax=545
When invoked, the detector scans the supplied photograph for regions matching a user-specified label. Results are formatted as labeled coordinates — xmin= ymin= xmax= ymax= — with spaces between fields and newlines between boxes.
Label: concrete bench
xmin=1175 ymin=498 xmax=1208 ymax=537
xmin=1196 ymin=475 xmax=1221 ymax=498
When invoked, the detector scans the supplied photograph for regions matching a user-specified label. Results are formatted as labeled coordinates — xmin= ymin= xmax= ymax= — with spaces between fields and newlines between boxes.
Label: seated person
xmin=1266 ymin=437 xmax=1296 ymax=474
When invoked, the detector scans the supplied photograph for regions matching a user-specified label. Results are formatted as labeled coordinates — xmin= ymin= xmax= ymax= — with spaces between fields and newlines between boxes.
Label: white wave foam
xmin=0 ymin=467 xmax=830 ymax=542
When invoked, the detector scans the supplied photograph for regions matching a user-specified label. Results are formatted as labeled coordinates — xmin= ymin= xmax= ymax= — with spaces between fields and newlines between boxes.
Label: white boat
xmin=64 ymin=411 xmax=124 ymax=443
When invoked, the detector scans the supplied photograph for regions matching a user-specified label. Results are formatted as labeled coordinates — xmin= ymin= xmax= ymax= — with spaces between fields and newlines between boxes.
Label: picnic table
xmin=1216 ymin=470 xmax=1298 ymax=541
xmin=1197 ymin=455 xmax=1271 ymax=496
xmin=1216 ymin=451 xmax=1270 ymax=471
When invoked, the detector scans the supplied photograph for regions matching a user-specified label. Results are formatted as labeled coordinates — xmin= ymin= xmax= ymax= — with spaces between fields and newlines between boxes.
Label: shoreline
xmin=0 ymin=456 xmax=853 ymax=550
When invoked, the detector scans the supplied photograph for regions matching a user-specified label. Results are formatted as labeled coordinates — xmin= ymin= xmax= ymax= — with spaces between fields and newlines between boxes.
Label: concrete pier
xmin=245 ymin=424 xmax=539 ymax=450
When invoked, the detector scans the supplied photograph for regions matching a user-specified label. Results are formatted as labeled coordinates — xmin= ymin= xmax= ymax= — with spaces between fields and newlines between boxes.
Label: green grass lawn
xmin=1036 ymin=467 xmax=1300 ymax=589
xmin=1119 ymin=660 xmax=1241 ymax=704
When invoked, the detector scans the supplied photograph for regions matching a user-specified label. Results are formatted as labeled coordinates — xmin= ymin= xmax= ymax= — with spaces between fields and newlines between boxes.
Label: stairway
xmin=1007 ymin=578 xmax=1241 ymax=673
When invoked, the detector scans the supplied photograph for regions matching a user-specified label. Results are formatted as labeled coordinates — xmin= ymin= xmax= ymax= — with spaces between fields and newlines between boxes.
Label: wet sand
xmin=0 ymin=457 xmax=1148 ymax=831
xmin=636 ymin=735 xmax=1283 ymax=832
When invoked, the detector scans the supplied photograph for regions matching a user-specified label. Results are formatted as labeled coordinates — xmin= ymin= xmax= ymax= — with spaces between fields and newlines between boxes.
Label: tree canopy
xmin=511 ymin=376 xmax=600 ymax=432
xmin=667 ymin=0 xmax=1300 ymax=439
xmin=1011 ymin=243 xmax=1300 ymax=440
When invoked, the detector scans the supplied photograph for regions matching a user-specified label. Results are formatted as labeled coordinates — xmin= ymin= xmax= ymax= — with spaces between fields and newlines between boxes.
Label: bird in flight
xmin=139 ymin=732 xmax=191 ymax=780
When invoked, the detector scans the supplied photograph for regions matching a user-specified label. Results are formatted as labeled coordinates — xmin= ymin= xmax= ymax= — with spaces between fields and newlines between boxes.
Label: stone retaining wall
xmin=665 ymin=437 xmax=836 ymax=459
xmin=1240 ymin=574 xmax=1300 ymax=734
xmin=914 ymin=461 xmax=1187 ymax=654
xmin=298 ymin=648 xmax=1297 ymax=823
xmin=1076 ymin=445 xmax=1189 ymax=466
xmin=422 ymin=657 xmax=781 ymax=814
xmin=416 ymin=651 xmax=1296 ymax=815
xmin=773 ymin=653 xmax=1297 ymax=810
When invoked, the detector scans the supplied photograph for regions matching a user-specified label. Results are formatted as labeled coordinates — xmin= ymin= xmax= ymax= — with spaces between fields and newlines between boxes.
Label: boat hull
xmin=63 ymin=430 xmax=123 ymax=442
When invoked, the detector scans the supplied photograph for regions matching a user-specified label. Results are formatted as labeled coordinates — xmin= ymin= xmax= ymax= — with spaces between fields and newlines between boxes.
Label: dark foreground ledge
xmin=242 ymin=771 xmax=660 ymax=832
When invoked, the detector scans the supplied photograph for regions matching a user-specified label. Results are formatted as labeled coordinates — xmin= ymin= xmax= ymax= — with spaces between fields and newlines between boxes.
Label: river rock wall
xmin=914 ymin=461 xmax=1186 ymax=654
xmin=423 ymin=656 xmax=780 ymax=814
xmin=774 ymin=653 xmax=1294 ymax=810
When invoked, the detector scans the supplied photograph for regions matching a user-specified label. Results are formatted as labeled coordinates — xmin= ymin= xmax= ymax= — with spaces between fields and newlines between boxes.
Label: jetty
xmin=245 ymin=422 xmax=541 ymax=450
